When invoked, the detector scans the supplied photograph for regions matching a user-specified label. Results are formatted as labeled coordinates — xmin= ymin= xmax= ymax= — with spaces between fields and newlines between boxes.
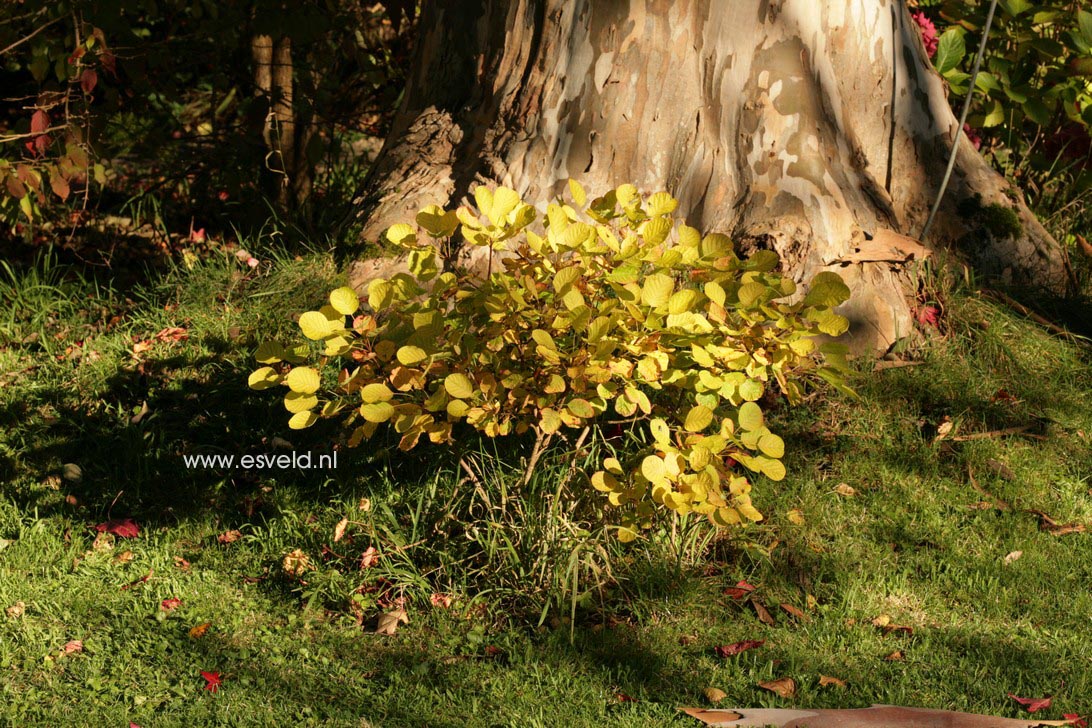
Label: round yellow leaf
xmin=288 ymin=411 xmax=318 ymax=430
xmin=641 ymin=455 xmax=667 ymax=484
xmin=684 ymin=405 xmax=715 ymax=433
xmin=285 ymin=367 xmax=321 ymax=394
xmin=298 ymin=311 xmax=331 ymax=340
xmin=396 ymin=345 xmax=427 ymax=366
xmin=329 ymin=286 xmax=360 ymax=315
xmin=360 ymin=383 xmax=394 ymax=403
xmin=444 ymin=373 xmax=475 ymax=399
xmin=254 ymin=341 xmax=284 ymax=364
xmin=248 ymin=366 xmax=281 ymax=390
xmin=359 ymin=402 xmax=395 ymax=423
xmin=284 ymin=391 xmax=318 ymax=413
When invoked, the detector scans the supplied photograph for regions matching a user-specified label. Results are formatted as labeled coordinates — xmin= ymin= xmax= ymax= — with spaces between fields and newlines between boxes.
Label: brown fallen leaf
xmin=115 ymin=550 xmax=135 ymax=563
xmin=758 ymin=677 xmax=796 ymax=699
xmin=818 ymin=675 xmax=846 ymax=688
xmin=679 ymin=705 xmax=1079 ymax=727
xmin=786 ymin=509 xmax=805 ymax=525
xmin=217 ymin=529 xmax=242 ymax=544
xmin=935 ymin=418 xmax=954 ymax=441
xmin=750 ymin=599 xmax=776 ymax=626
xmin=704 ymin=687 xmax=728 ymax=703
xmin=834 ymin=483 xmax=856 ymax=497
xmin=884 ymin=650 xmax=904 ymax=661
xmin=723 ymin=580 xmax=756 ymax=600
xmin=714 ymin=640 xmax=765 ymax=658
xmin=1004 ymin=550 xmax=1023 ymax=564
xmin=375 ymin=607 xmax=409 ymax=635
xmin=188 ymin=622 xmax=212 ymax=638
xmin=1029 ymin=510 xmax=1087 ymax=536
xmin=6 ymin=601 xmax=26 ymax=619
xmin=282 ymin=549 xmax=313 ymax=577
xmin=61 ymin=639 xmax=83 ymax=655
xmin=780 ymin=603 xmax=811 ymax=623
xmin=871 ymin=614 xmax=891 ymax=628
xmin=679 ymin=634 xmax=698 ymax=646
xmin=333 ymin=518 xmax=349 ymax=543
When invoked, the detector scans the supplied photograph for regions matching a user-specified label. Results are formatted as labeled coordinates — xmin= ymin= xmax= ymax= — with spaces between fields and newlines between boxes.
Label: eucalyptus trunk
xmin=349 ymin=0 xmax=1066 ymax=352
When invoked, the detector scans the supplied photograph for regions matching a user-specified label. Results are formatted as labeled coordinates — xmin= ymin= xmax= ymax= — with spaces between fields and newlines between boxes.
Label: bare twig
xmin=0 ymin=14 xmax=64 ymax=57
xmin=952 ymin=425 xmax=1043 ymax=442
xmin=522 ymin=430 xmax=553 ymax=486
xmin=967 ymin=466 xmax=1010 ymax=511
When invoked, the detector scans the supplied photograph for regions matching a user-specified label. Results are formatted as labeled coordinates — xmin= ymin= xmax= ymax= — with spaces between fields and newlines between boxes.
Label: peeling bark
xmin=350 ymin=0 xmax=1066 ymax=353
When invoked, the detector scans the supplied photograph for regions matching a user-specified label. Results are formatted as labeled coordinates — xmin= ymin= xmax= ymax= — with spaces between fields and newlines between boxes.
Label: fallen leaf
xmin=834 ymin=483 xmax=856 ymax=497
xmin=819 ymin=675 xmax=847 ymax=688
xmin=780 ymin=603 xmax=811 ymax=623
xmin=95 ymin=518 xmax=140 ymax=539
xmin=189 ymin=622 xmax=211 ymax=638
xmin=723 ymin=580 xmax=756 ymax=599
xmin=750 ymin=599 xmax=776 ymax=626
xmin=375 ymin=607 xmax=409 ymax=635
xmin=1004 ymin=550 xmax=1023 ymax=564
xmin=115 ymin=550 xmax=134 ymax=563
xmin=62 ymin=463 xmax=83 ymax=482
xmin=359 ymin=546 xmax=380 ymax=569
xmin=704 ymin=687 xmax=728 ymax=703
xmin=217 ymin=529 xmax=242 ymax=544
xmin=131 ymin=340 xmax=153 ymax=356
xmin=201 ymin=671 xmax=222 ymax=693
xmin=333 ymin=518 xmax=349 ymax=542
xmin=1008 ymin=693 xmax=1052 ymax=713
xmin=985 ymin=459 xmax=1015 ymax=480
xmin=4 ymin=602 xmax=25 ymax=619
xmin=1063 ymin=714 xmax=1088 ymax=727
xmin=121 ymin=569 xmax=152 ymax=591
xmin=679 ymin=634 xmax=698 ymax=646
xmin=935 ymin=418 xmax=954 ymax=441
xmin=161 ymin=598 xmax=182 ymax=612
xmin=483 ymin=645 xmax=503 ymax=657
xmin=1029 ymin=510 xmax=1087 ymax=536
xmin=714 ymin=640 xmax=765 ymax=657
xmin=61 ymin=639 xmax=83 ymax=655
xmin=282 ymin=549 xmax=313 ymax=577
xmin=884 ymin=650 xmax=905 ymax=661
xmin=786 ymin=509 xmax=805 ymax=525
xmin=614 ymin=692 xmax=637 ymax=703
xmin=429 ymin=593 xmax=453 ymax=608
xmin=92 ymin=532 xmax=114 ymax=551
xmin=173 ymin=556 xmax=191 ymax=571
xmin=679 ymin=705 xmax=1078 ymax=727
xmin=871 ymin=614 xmax=891 ymax=628
xmin=758 ymin=677 xmax=797 ymax=698
xmin=357 ymin=497 xmax=372 ymax=512
xmin=915 ymin=305 xmax=940 ymax=327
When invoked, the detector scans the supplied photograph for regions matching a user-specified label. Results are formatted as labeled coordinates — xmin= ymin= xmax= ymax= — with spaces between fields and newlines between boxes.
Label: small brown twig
xmin=952 ymin=425 xmax=1045 ymax=442
xmin=967 ymin=466 xmax=1010 ymax=511
xmin=522 ymin=430 xmax=553 ymax=486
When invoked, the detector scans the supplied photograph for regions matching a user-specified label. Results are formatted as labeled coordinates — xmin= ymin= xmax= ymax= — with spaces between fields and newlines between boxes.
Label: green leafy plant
xmin=249 ymin=182 xmax=854 ymax=540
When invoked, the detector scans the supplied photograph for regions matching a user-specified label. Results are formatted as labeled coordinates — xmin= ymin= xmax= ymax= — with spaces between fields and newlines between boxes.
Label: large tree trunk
xmin=348 ymin=0 xmax=1067 ymax=353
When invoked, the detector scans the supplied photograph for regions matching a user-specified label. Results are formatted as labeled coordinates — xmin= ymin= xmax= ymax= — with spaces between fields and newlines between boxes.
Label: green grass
xmin=1 ymin=249 xmax=1091 ymax=726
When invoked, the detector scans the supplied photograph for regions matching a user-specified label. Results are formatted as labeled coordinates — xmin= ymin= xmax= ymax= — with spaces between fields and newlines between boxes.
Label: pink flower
xmin=963 ymin=123 xmax=982 ymax=151
xmin=912 ymin=11 xmax=939 ymax=57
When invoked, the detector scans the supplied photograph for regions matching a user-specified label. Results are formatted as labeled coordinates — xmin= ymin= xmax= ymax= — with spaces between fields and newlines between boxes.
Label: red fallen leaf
xmin=173 ymin=556 xmax=191 ymax=571
xmin=723 ymin=580 xmax=756 ymax=599
xmin=614 ymin=692 xmax=636 ymax=703
xmin=130 ymin=723 xmax=141 ymax=728
xmin=217 ymin=529 xmax=242 ymax=545
xmin=121 ymin=569 xmax=153 ymax=591
xmin=484 ymin=645 xmax=503 ymax=657
xmin=1064 ymin=715 xmax=1088 ymax=727
xmin=31 ymin=109 xmax=49 ymax=135
xmin=714 ymin=639 xmax=765 ymax=657
xmin=915 ymin=305 xmax=940 ymax=327
xmin=201 ymin=671 xmax=222 ymax=693
xmin=62 ymin=639 xmax=83 ymax=654
xmin=95 ymin=518 xmax=140 ymax=538
xmin=80 ymin=68 xmax=98 ymax=94
xmin=161 ymin=598 xmax=182 ymax=612
xmin=191 ymin=227 xmax=206 ymax=243
xmin=430 ymin=593 xmax=453 ymax=608
xmin=1007 ymin=693 xmax=1052 ymax=713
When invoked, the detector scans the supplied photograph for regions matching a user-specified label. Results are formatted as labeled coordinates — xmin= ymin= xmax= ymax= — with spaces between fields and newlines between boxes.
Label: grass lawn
xmin=1 ymin=247 xmax=1090 ymax=727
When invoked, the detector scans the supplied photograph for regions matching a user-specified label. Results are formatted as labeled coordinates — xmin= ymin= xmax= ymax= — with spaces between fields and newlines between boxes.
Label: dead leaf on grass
xmin=61 ymin=639 xmax=83 ymax=655
xmin=758 ymin=677 xmax=796 ymax=698
xmin=375 ymin=607 xmax=409 ymax=635
xmin=786 ymin=509 xmax=805 ymax=525
xmin=834 ymin=483 xmax=856 ymax=497
xmin=333 ymin=518 xmax=349 ymax=543
xmin=722 ymin=580 xmax=756 ymax=599
xmin=985 ymin=459 xmax=1015 ymax=480
xmin=935 ymin=418 xmax=954 ymax=441
xmin=704 ymin=687 xmax=728 ymax=703
xmin=282 ymin=549 xmax=313 ymax=577
xmin=779 ymin=603 xmax=811 ymax=623
xmin=750 ymin=599 xmax=776 ymax=626
xmin=1004 ymin=550 xmax=1023 ymax=564
xmin=819 ymin=675 xmax=847 ymax=688
xmin=1029 ymin=510 xmax=1087 ymax=536
xmin=6 ymin=601 xmax=25 ymax=619
xmin=884 ymin=650 xmax=905 ymax=661
xmin=1007 ymin=693 xmax=1052 ymax=713
xmin=714 ymin=640 xmax=765 ymax=658
xmin=217 ymin=529 xmax=242 ymax=544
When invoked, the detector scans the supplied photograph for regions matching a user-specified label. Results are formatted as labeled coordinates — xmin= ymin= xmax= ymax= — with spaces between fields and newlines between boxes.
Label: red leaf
xmin=722 ymin=580 xmax=756 ymax=599
xmin=62 ymin=639 xmax=83 ymax=654
xmin=714 ymin=639 xmax=765 ymax=657
xmin=190 ymin=227 xmax=206 ymax=243
xmin=1007 ymin=693 xmax=1052 ymax=713
xmin=80 ymin=69 xmax=98 ymax=95
xmin=94 ymin=518 xmax=140 ymax=538
xmin=201 ymin=671 xmax=222 ymax=693
xmin=31 ymin=110 xmax=49 ymax=135
xmin=429 ymin=593 xmax=453 ymax=608
xmin=34 ymin=134 xmax=51 ymax=155
xmin=1064 ymin=715 xmax=1088 ymax=728
xmin=915 ymin=305 xmax=940 ymax=327
xmin=160 ymin=598 xmax=182 ymax=612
